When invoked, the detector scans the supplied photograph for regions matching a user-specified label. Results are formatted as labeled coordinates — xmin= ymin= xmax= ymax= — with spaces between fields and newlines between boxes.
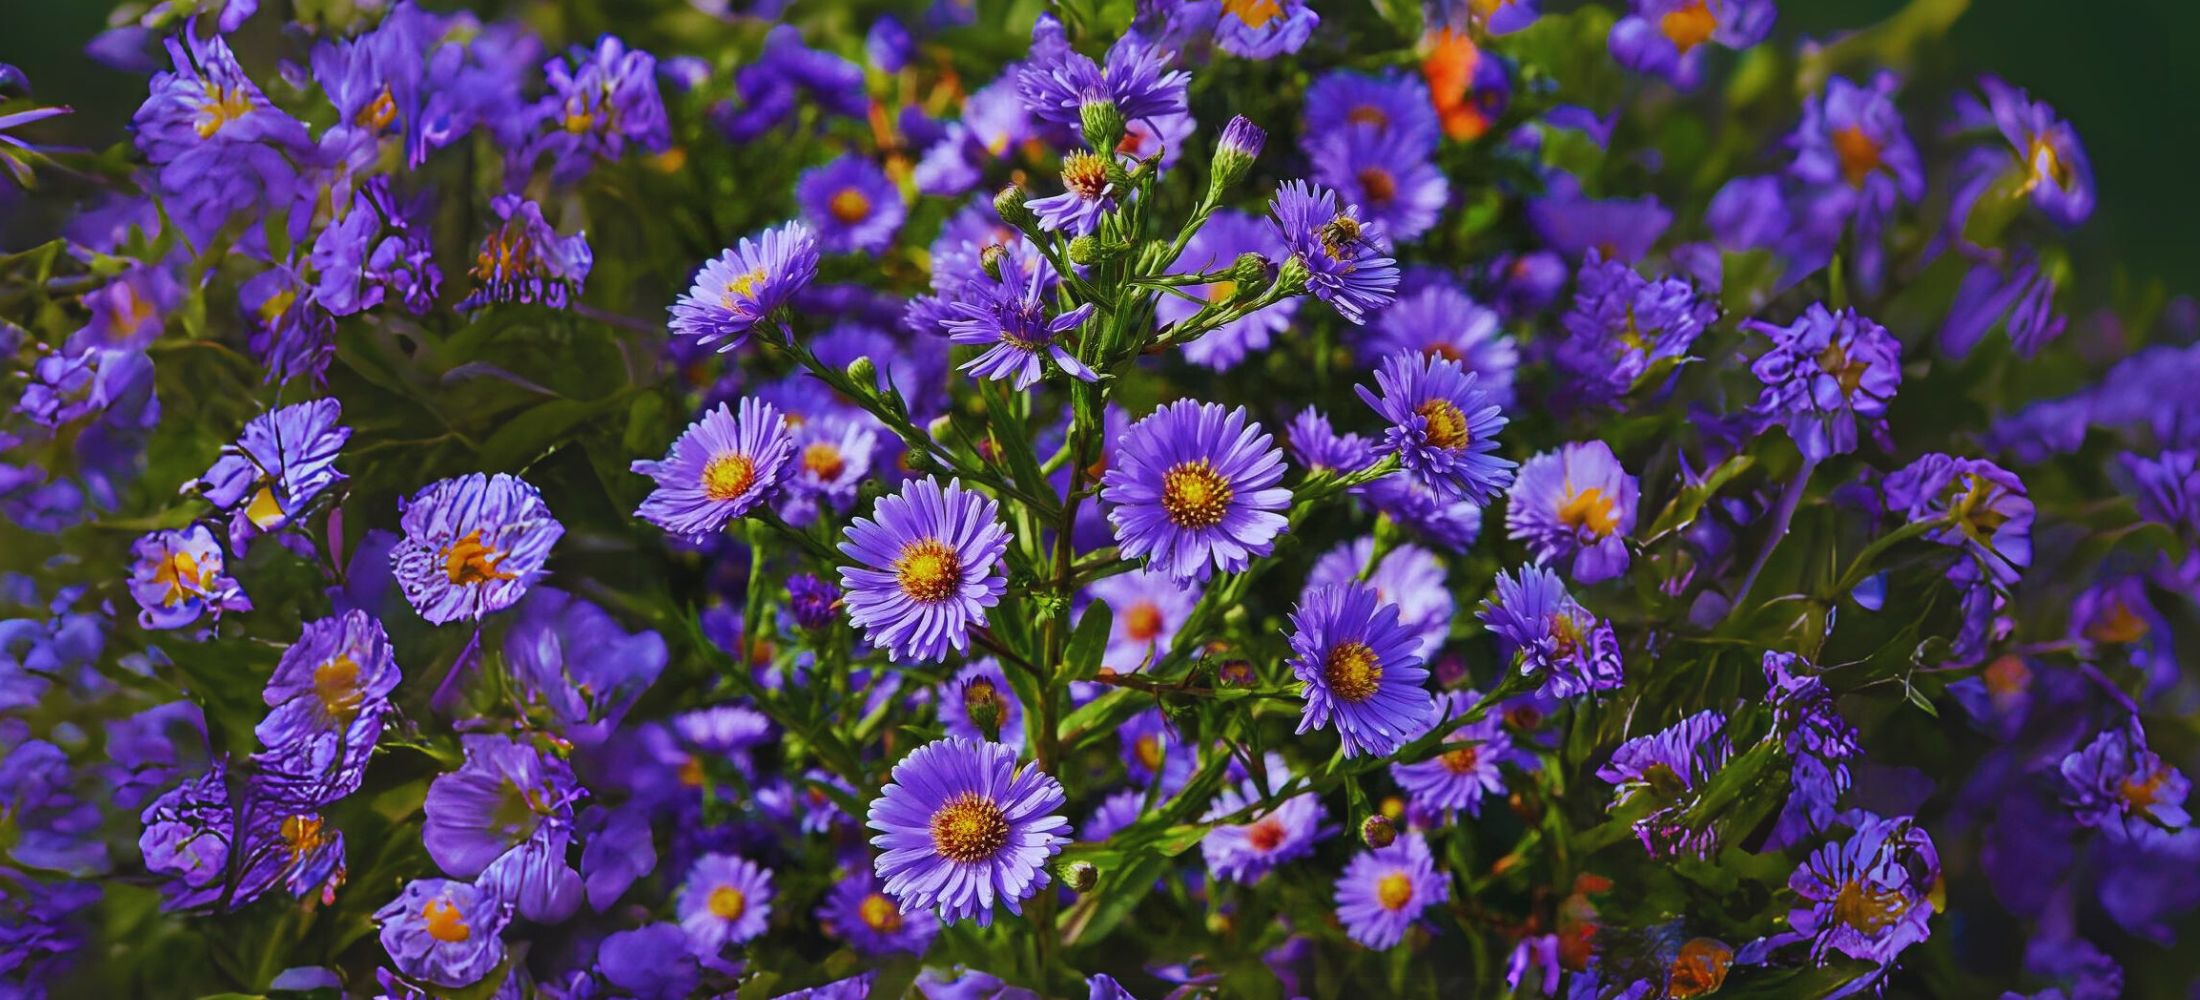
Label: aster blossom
xmin=1269 ymin=179 xmax=1399 ymax=324
xmin=392 ymin=473 xmax=563 ymax=625
xmin=1360 ymin=283 xmax=1518 ymax=408
xmin=2060 ymin=723 xmax=2191 ymax=842
xmin=1784 ymin=812 xmax=1940 ymax=969
xmin=252 ymin=611 xmax=399 ymax=802
xmin=1506 ymin=441 xmax=1640 ymax=585
xmin=1608 ymin=0 xmax=1776 ymax=88
xmin=1103 ymin=400 xmax=1291 ymax=583
xmin=798 ymin=154 xmax=905 ymax=254
xmin=1748 ymin=304 xmax=1901 ymax=462
xmin=1027 ymin=150 xmax=1119 ymax=236
xmin=1302 ymin=70 xmax=1439 ymax=161
xmin=191 ymin=399 xmax=350 ymax=550
xmin=866 ymin=737 xmax=1069 ymax=925
xmin=1955 ymin=74 xmax=2094 ymax=228
xmin=1333 ymin=832 xmax=1448 ymax=949
xmin=676 ymin=853 xmax=774 ymax=954
xmin=1153 ymin=209 xmax=1297 ymax=370
xmin=837 ymin=477 xmax=1010 ymax=663
xmin=421 ymin=734 xmax=583 ymax=924
xmin=1882 ymin=453 xmax=2033 ymax=591
xmin=1201 ymin=756 xmax=1326 ymax=883
xmin=1357 ymin=350 xmax=1515 ymax=504
xmin=944 ymin=248 xmax=1098 ymax=390
xmin=375 ymin=877 xmax=510 ymax=988
xmin=1480 ymin=565 xmax=1624 ymax=697
xmin=1305 ymin=537 xmax=1452 ymax=657
xmin=1555 ymin=253 xmax=1716 ymax=408
xmin=818 ymin=867 xmax=940 ymax=957
xmin=529 ymin=35 xmax=669 ymax=183
xmin=1016 ymin=26 xmax=1189 ymax=130
xmin=1287 ymin=583 xmax=1438 ymax=758
xmin=670 ymin=221 xmax=820 ymax=353
xmin=631 ymin=398 xmax=797 ymax=540
xmin=1596 ymin=710 xmax=1732 ymax=857
xmin=1208 ymin=0 xmax=1320 ymax=58
xmin=1391 ymin=691 xmax=1518 ymax=818
xmin=128 ymin=524 xmax=251 ymax=630
xmin=1307 ymin=124 xmax=1449 ymax=244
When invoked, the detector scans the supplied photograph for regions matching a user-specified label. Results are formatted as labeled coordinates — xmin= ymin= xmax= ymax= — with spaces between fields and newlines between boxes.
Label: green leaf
xmin=1063 ymin=601 xmax=1112 ymax=682
xmin=1643 ymin=455 xmax=1757 ymax=543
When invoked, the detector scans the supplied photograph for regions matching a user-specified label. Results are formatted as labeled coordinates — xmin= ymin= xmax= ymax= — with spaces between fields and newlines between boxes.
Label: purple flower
xmin=1334 ymin=832 xmax=1447 ymax=948
xmin=1785 ymin=74 xmax=1920 ymax=291
xmin=309 ymin=179 xmax=441 ymax=317
xmin=138 ymin=765 xmax=234 ymax=908
xmin=253 ymin=611 xmax=398 ymax=802
xmin=68 ymin=265 xmax=180 ymax=353
xmin=375 ymin=878 xmax=510 ymax=988
xmin=1360 ymin=283 xmax=1518 ymax=408
xmin=1607 ymin=0 xmax=1776 ymax=88
xmin=1958 ymin=75 xmax=2094 ymax=228
xmin=945 ymin=248 xmax=1098 ymax=389
xmin=1596 ymin=710 xmax=1730 ymax=857
xmin=1306 ymin=537 xmax=1452 ymax=657
xmin=506 ymin=587 xmax=667 ymax=746
xmin=632 ymin=399 xmax=797 ymax=540
xmin=392 ymin=473 xmax=563 ymax=625
xmin=1555 ymin=253 xmax=1716 ymax=408
xmin=1118 ymin=708 xmax=1194 ymax=794
xmin=799 ymin=154 xmax=906 ymax=254
xmin=1210 ymin=0 xmax=1320 ymax=58
xmin=2060 ymin=724 xmax=2191 ymax=842
xmin=1941 ymin=252 xmax=2065 ymax=359
xmin=422 ymin=735 xmax=583 ymax=923
xmin=1269 ymin=179 xmax=1399 ymax=324
xmin=1762 ymin=652 xmax=1860 ymax=761
xmin=529 ymin=36 xmax=669 ymax=184
xmin=1479 ymin=565 xmax=1624 ymax=698
xmin=1358 ymin=351 xmax=1515 ymax=503
xmin=191 ymin=398 xmax=350 ymax=550
xmin=778 ymin=412 xmax=881 ymax=526
xmin=241 ymin=264 xmax=336 ymax=384
xmin=1287 ymin=583 xmax=1437 ymax=758
xmin=1103 ymin=400 xmax=1291 ymax=583
xmin=1285 ymin=406 xmax=1377 ymax=474
xmin=598 ymin=922 xmax=701 ymax=1000
xmin=1527 ymin=175 xmax=1670 ymax=264
xmin=1505 ymin=441 xmax=1639 ymax=584
xmin=1391 ymin=690 xmax=1517 ymax=817
xmin=1785 ymin=813 xmax=1939 ymax=968
xmin=2120 ymin=450 xmax=2200 ymax=539
xmin=1747 ymin=304 xmax=1901 ymax=462
xmin=128 ymin=524 xmax=251 ymax=630
xmin=786 ymin=574 xmax=841 ymax=631
xmin=14 ymin=347 xmax=156 ymax=431
xmin=1201 ymin=757 xmax=1325 ymax=883
xmin=676 ymin=853 xmax=773 ymax=954
xmin=1309 ymin=126 xmax=1448 ymax=243
xmin=818 ymin=867 xmax=940 ymax=956
xmin=939 ymin=659 xmax=1026 ymax=750
xmin=1304 ymin=70 xmax=1438 ymax=162
xmin=670 ymin=222 xmax=820 ymax=353
xmin=1882 ymin=453 xmax=2032 ymax=591
xmin=132 ymin=31 xmax=311 ymax=244
xmin=1086 ymin=567 xmax=1198 ymax=671
xmin=1153 ymin=210 xmax=1296 ymax=371
xmin=838 ymin=477 xmax=1010 ymax=663
xmin=1360 ymin=475 xmax=1484 ymax=553
xmin=1488 ymin=249 xmax=1569 ymax=317
xmin=1017 ymin=29 xmax=1189 ymax=130
xmin=1028 ymin=151 xmax=1119 ymax=236
xmin=867 ymin=737 xmax=1069 ymax=925
xmin=458 ymin=195 xmax=593 ymax=311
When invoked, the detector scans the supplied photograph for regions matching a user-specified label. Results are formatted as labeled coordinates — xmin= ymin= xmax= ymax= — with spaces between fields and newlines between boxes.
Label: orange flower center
xmin=359 ymin=86 xmax=399 ymax=132
xmin=1323 ymin=641 xmax=1383 ymax=703
xmin=1246 ymin=817 xmax=1286 ymax=852
xmin=858 ymin=892 xmax=904 ymax=933
xmin=708 ymin=884 xmax=747 ymax=920
xmin=829 ymin=187 xmax=871 ymax=224
xmin=196 ymin=83 xmax=255 ymax=139
xmin=1135 ymin=734 xmax=1165 ymax=773
xmin=1223 ymin=0 xmax=1285 ymax=28
xmin=1160 ymin=461 xmax=1234 ymax=530
xmin=894 ymin=539 xmax=961 ymax=603
xmin=1818 ymin=340 xmax=1872 ymax=396
xmin=1124 ymin=600 xmax=1166 ymax=642
xmin=151 ymin=550 xmax=207 ymax=607
xmin=1831 ymin=125 xmax=1882 ymax=188
xmin=802 ymin=442 xmax=846 ymax=482
xmin=1062 ymin=151 xmax=1110 ymax=200
xmin=2085 ymin=600 xmax=2149 ymax=645
xmin=1440 ymin=745 xmax=1482 ymax=774
xmin=1557 ymin=488 xmax=1620 ymax=537
xmin=1376 ymin=871 xmax=1415 ymax=910
xmin=1358 ymin=167 xmax=1398 ymax=205
xmin=1658 ymin=1 xmax=1720 ymax=52
xmin=1415 ymin=399 xmax=1470 ymax=450
xmin=929 ymin=792 xmax=1010 ymax=863
xmin=702 ymin=452 xmax=758 ymax=502
xmin=313 ymin=655 xmax=364 ymax=720
xmin=722 ymin=266 xmax=767 ymax=310
xmin=2122 ymin=769 xmax=2171 ymax=810
xmin=1668 ymin=937 xmax=1734 ymax=999
xmin=443 ymin=529 xmax=516 ymax=586
xmin=1831 ymin=879 xmax=1908 ymax=933
xmin=422 ymin=898 xmax=471 ymax=943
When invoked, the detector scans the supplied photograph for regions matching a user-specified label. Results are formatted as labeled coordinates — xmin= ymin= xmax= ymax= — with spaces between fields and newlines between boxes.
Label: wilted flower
xmin=253 ymin=611 xmax=399 ymax=802
xmin=457 ymin=194 xmax=593 ymax=311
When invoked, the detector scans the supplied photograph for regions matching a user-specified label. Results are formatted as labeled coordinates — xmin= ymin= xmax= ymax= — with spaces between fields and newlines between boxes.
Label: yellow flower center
xmin=1831 ymin=879 xmax=1908 ymax=933
xmin=1223 ymin=0 xmax=1285 ymax=28
xmin=1948 ymin=474 xmax=2009 ymax=543
xmin=313 ymin=654 xmax=364 ymax=720
xmin=151 ymin=550 xmax=206 ymax=607
xmin=722 ymin=266 xmax=767 ymax=310
xmin=196 ymin=83 xmax=255 ymax=139
xmin=829 ymin=187 xmax=871 ymax=224
xmin=1817 ymin=341 xmax=1872 ymax=397
xmin=280 ymin=814 xmax=324 ymax=857
xmin=1415 ymin=399 xmax=1471 ymax=451
xmin=2122 ymin=769 xmax=2171 ymax=810
xmin=1357 ymin=166 xmax=1398 ymax=206
xmin=472 ymin=226 xmax=534 ymax=283
xmin=1160 ymin=461 xmax=1234 ymax=530
xmin=1557 ymin=487 xmax=1620 ymax=537
xmin=422 ymin=898 xmax=471 ymax=943
xmin=1135 ymin=734 xmax=1165 ymax=773
xmin=1346 ymin=105 xmax=1389 ymax=129
xmin=858 ymin=892 xmax=904 ymax=933
xmin=2021 ymin=136 xmax=2071 ymax=194
xmin=1831 ymin=125 xmax=1882 ymax=188
xmin=1440 ymin=745 xmax=1482 ymax=774
xmin=1062 ymin=151 xmax=1110 ymax=201
xmin=929 ymin=792 xmax=1010 ymax=863
xmin=894 ymin=539 xmax=961 ymax=603
xmin=1124 ymin=600 xmax=1165 ymax=642
xmin=359 ymin=86 xmax=399 ymax=131
xmin=1375 ymin=871 xmax=1415 ymax=911
xmin=702 ymin=452 xmax=758 ymax=502
xmin=2085 ymin=600 xmax=2149 ymax=645
xmin=245 ymin=485 xmax=289 ymax=530
xmin=802 ymin=442 xmax=846 ymax=482
xmin=1323 ymin=641 xmax=1383 ymax=703
xmin=708 ymin=884 xmax=747 ymax=920
xmin=443 ymin=529 xmax=516 ymax=586
xmin=1658 ymin=1 xmax=1719 ymax=52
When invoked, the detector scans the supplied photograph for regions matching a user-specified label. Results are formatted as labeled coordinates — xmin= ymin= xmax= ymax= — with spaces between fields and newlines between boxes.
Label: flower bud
xmin=1208 ymin=115 xmax=1266 ymax=194
xmin=926 ymin=414 xmax=955 ymax=442
xmin=1216 ymin=659 xmax=1256 ymax=688
xmin=963 ymin=678 xmax=1005 ymax=742
xmin=1064 ymin=860 xmax=1099 ymax=892
xmin=1361 ymin=814 xmax=1397 ymax=849
xmin=1228 ymin=252 xmax=1272 ymax=296
xmin=1079 ymin=96 xmax=1126 ymax=156
xmin=979 ymin=243 xmax=1008 ymax=282
xmin=1274 ymin=254 xmax=1313 ymax=298
xmin=1067 ymin=235 xmax=1101 ymax=265
xmin=994 ymin=185 xmax=1034 ymax=229
xmin=843 ymin=355 xmax=877 ymax=388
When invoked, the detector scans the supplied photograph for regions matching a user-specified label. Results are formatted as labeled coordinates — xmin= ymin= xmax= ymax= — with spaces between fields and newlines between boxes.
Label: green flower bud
xmin=1067 ymin=235 xmax=1101 ymax=265
xmin=1064 ymin=860 xmax=1099 ymax=893
xmin=963 ymin=677 xmax=1005 ymax=742
xmin=843 ymin=355 xmax=877 ymax=388
xmin=979 ymin=243 xmax=1008 ymax=282
xmin=1228 ymin=252 xmax=1272 ymax=297
xmin=1079 ymin=97 xmax=1126 ymax=156
xmin=1361 ymin=814 xmax=1397 ymax=849
xmin=1274 ymin=254 xmax=1313 ymax=298
xmin=994 ymin=185 xmax=1034 ymax=229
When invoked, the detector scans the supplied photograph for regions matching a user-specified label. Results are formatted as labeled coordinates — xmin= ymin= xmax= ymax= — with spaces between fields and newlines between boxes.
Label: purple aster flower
xmin=1882 ymin=453 xmax=2032 ymax=591
xmin=939 ymin=660 xmax=1026 ymax=750
xmin=190 ymin=398 xmax=350 ymax=551
xmin=1209 ymin=0 xmax=1320 ymax=58
xmin=1304 ymin=70 xmax=1439 ymax=162
xmin=1555 ymin=253 xmax=1716 ymax=408
xmin=1028 ymin=151 xmax=1119 ymax=236
xmin=14 ymin=347 xmax=156 ymax=431
xmin=777 ymin=412 xmax=881 ymax=526
xmin=528 ymin=36 xmax=669 ymax=184
xmin=1016 ymin=28 xmax=1189 ymax=130
xmin=1288 ymin=583 xmax=1438 ymax=758
xmin=1527 ymin=175 xmax=1671 ymax=263
xmin=1309 ymin=126 xmax=1448 ymax=244
xmin=1334 ymin=831 xmax=1448 ymax=949
xmin=1707 ymin=174 xmax=1791 ymax=251
xmin=1785 ymin=812 xmax=1939 ymax=968
xmin=423 ymin=735 xmax=583 ymax=923
xmin=632 ymin=399 xmax=797 ymax=540
xmin=506 ymin=587 xmax=667 ymax=746
xmin=1607 ymin=0 xmax=1776 ymax=88
xmin=1941 ymin=251 xmax=2066 ymax=360
xmin=1762 ymin=652 xmax=1860 ymax=761
xmin=1506 ymin=441 xmax=1639 ymax=584
xmin=1153 ymin=209 xmax=1296 ymax=371
xmin=309 ymin=179 xmax=441 ymax=317
xmin=1479 ymin=565 xmax=1624 ymax=697
xmin=241 ymin=264 xmax=337 ymax=385
xmin=798 ymin=154 xmax=906 ymax=254
xmin=0 ymin=867 xmax=96 ymax=994
xmin=2061 ymin=724 xmax=2191 ymax=842
xmin=457 ymin=194 xmax=592 ymax=311
xmin=392 ymin=473 xmax=563 ymax=625
xmin=1748 ymin=304 xmax=1901 ymax=462
xmin=132 ymin=31 xmax=311 ymax=245
xmin=838 ymin=477 xmax=1010 ymax=663
xmin=867 ymin=737 xmax=1069 ymax=925
xmin=1488 ymin=249 xmax=1569 ymax=317
xmin=597 ymin=922 xmax=700 ymax=1000
xmin=1358 ymin=351 xmax=1514 ymax=503
xmin=1083 ymin=788 xmax=1145 ymax=842
xmin=1118 ymin=708 xmax=1194 ymax=794
xmin=1103 ymin=400 xmax=1291 ymax=583
xmin=68 ymin=265 xmax=180 ymax=352
xmin=912 ymin=80 xmax=1034 ymax=197
xmin=1391 ymin=690 xmax=1516 ymax=817
xmin=1360 ymin=475 xmax=1484 ymax=553
xmin=1201 ymin=759 xmax=1325 ymax=883
xmin=946 ymin=249 xmax=1098 ymax=389
xmin=307 ymin=2 xmax=442 ymax=167
xmin=1269 ymin=179 xmax=1400 ymax=324
xmin=1086 ymin=567 xmax=1198 ymax=671
xmin=2071 ymin=575 xmax=2179 ymax=696
xmin=375 ymin=878 xmax=511 ymax=989
xmin=1957 ymin=75 xmax=2094 ymax=228
xmin=1597 ymin=710 xmax=1731 ymax=857
xmin=1360 ymin=283 xmax=1518 ymax=408
xmin=128 ymin=524 xmax=251 ymax=630
xmin=818 ymin=867 xmax=940 ymax=957
xmin=670 ymin=221 xmax=820 ymax=353
xmin=1285 ymin=406 xmax=1378 ymax=474
xmin=1306 ymin=537 xmax=1452 ymax=657
xmin=1785 ymin=74 xmax=1921 ymax=291
xmin=2121 ymin=450 xmax=2200 ymax=539
xmin=676 ymin=853 xmax=773 ymax=954
xmin=252 ymin=611 xmax=398 ymax=802
xmin=138 ymin=765 xmax=234 ymax=909
xmin=1115 ymin=109 xmax=1196 ymax=170
xmin=786 ymin=574 xmax=841 ymax=631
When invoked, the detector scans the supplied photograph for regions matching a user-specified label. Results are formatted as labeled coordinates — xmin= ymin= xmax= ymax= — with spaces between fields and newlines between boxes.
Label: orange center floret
xmin=1668 ymin=937 xmax=1734 ymax=999
xmin=929 ymin=792 xmax=1010 ymax=863
xmin=1415 ymin=399 xmax=1470 ymax=450
xmin=151 ymin=550 xmax=206 ymax=606
xmin=708 ymin=884 xmax=747 ymax=920
xmin=1375 ymin=871 xmax=1415 ymax=910
xmin=280 ymin=814 xmax=323 ymax=856
xmin=473 ymin=226 xmax=534 ymax=282
xmin=1658 ymin=1 xmax=1720 ymax=52
xmin=1440 ymin=745 xmax=1482 ymax=774
xmin=1982 ymin=655 xmax=2030 ymax=697
xmin=678 ymin=754 xmax=706 ymax=787
xmin=1135 ymin=734 xmax=1165 ymax=772
xmin=1062 ymin=151 xmax=1110 ymax=200
xmin=894 ymin=539 xmax=962 ymax=603
xmin=2023 ymin=136 xmax=2071 ymax=193
xmin=858 ymin=892 xmax=904 ymax=933
xmin=1358 ymin=167 xmax=1398 ymax=205
xmin=829 ymin=188 xmax=871 ymax=224
xmin=1160 ymin=461 xmax=1234 ymax=530
xmin=702 ymin=452 xmax=758 ymax=502
xmin=1324 ymin=641 xmax=1383 ymax=703
xmin=1223 ymin=0 xmax=1285 ymax=28
xmin=1246 ymin=817 xmax=1286 ymax=852
xmin=2122 ymin=769 xmax=2170 ymax=810
xmin=246 ymin=485 xmax=288 ymax=530
xmin=196 ymin=83 xmax=255 ymax=139
xmin=1949 ymin=474 xmax=2009 ymax=543
xmin=1124 ymin=600 xmax=1166 ymax=641
xmin=1817 ymin=341 xmax=1872 ymax=396
xmin=359 ymin=86 xmax=399 ymax=131
xmin=1831 ymin=125 xmax=1882 ymax=188
xmin=802 ymin=442 xmax=847 ymax=482
xmin=313 ymin=654 xmax=364 ymax=720
xmin=722 ymin=266 xmax=767 ymax=310
xmin=422 ymin=898 xmax=471 ymax=943
xmin=443 ymin=529 xmax=516 ymax=586
xmin=1346 ymin=105 xmax=1390 ymax=129
xmin=1831 ymin=879 xmax=1907 ymax=933
xmin=1557 ymin=487 xmax=1620 ymax=538
xmin=2085 ymin=600 xmax=2149 ymax=644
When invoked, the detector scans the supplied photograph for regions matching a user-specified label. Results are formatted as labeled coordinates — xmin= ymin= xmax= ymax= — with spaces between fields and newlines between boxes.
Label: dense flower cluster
xmin=0 ymin=1 xmax=2185 ymax=998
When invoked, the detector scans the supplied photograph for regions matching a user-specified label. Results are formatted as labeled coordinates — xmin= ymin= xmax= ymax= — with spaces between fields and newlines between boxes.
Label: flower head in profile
xmin=670 ymin=221 xmax=820 ymax=353
xmin=1784 ymin=73 xmax=1920 ymax=291
xmin=1748 ymin=304 xmax=1901 ymax=462
xmin=867 ymin=737 xmax=1069 ymax=925
xmin=192 ymin=399 xmax=350 ymax=550
xmin=1882 ymin=453 xmax=2033 ymax=591
xmin=1596 ymin=710 xmax=1731 ymax=857
xmin=133 ymin=30 xmax=310 ymax=166
xmin=1028 ymin=150 xmax=1118 ymax=236
xmin=129 ymin=524 xmax=251 ymax=631
xmin=1288 ymin=583 xmax=1438 ymax=758
xmin=392 ymin=473 xmax=563 ymax=625
xmin=1480 ymin=565 xmax=1625 ymax=698
xmin=799 ymin=154 xmax=906 ymax=254
xmin=1358 ymin=350 xmax=1514 ymax=504
xmin=375 ymin=878 xmax=510 ymax=989
xmin=457 ymin=194 xmax=593 ymax=311
xmin=1361 ymin=283 xmax=1518 ymax=408
xmin=1285 ymin=406 xmax=1378 ymax=475
xmin=1607 ymin=0 xmax=1776 ymax=88
xmin=1086 ymin=567 xmax=1199 ymax=672
xmin=1391 ymin=691 xmax=1518 ymax=818
xmin=838 ymin=477 xmax=1011 ymax=663
xmin=1269 ymin=179 xmax=1399 ymax=324
xmin=676 ymin=853 xmax=774 ymax=955
xmin=632 ymin=398 xmax=796 ymax=540
xmin=1957 ymin=75 xmax=2094 ymax=228
xmin=1784 ymin=812 xmax=1940 ymax=969
xmin=1202 ymin=756 xmax=1325 ymax=883
xmin=1104 ymin=400 xmax=1291 ymax=584
xmin=421 ymin=735 xmax=583 ymax=923
xmin=2060 ymin=723 xmax=2191 ymax=843
xmin=1506 ymin=441 xmax=1639 ymax=584
xmin=1333 ymin=832 xmax=1448 ymax=949
xmin=818 ymin=866 xmax=939 ymax=957
xmin=529 ymin=35 xmax=669 ymax=184
xmin=945 ymin=248 xmax=1097 ymax=390
xmin=253 ymin=611 xmax=398 ymax=802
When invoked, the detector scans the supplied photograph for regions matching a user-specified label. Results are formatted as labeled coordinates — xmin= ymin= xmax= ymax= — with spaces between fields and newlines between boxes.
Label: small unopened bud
xmin=963 ymin=679 xmax=1005 ymax=742
xmin=926 ymin=414 xmax=955 ymax=441
xmin=979 ymin=243 xmax=1008 ymax=282
xmin=1216 ymin=659 xmax=1256 ymax=688
xmin=1228 ymin=252 xmax=1272 ymax=295
xmin=994 ymin=185 xmax=1034 ymax=229
xmin=1064 ymin=860 xmax=1099 ymax=892
xmin=1067 ymin=235 xmax=1101 ymax=265
xmin=843 ymin=355 xmax=877 ymax=388
xmin=1361 ymin=814 xmax=1397 ymax=849
xmin=1208 ymin=115 xmax=1266 ymax=194
xmin=1274 ymin=254 xmax=1313 ymax=297
xmin=1079 ymin=96 xmax=1126 ymax=155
